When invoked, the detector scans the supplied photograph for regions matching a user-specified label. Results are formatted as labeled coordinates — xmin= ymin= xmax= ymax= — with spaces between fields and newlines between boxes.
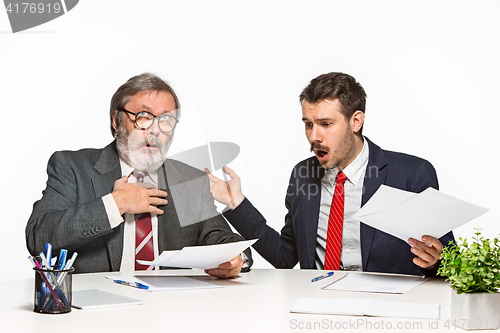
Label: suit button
xmin=82 ymin=231 xmax=87 ymax=237
xmin=94 ymin=226 xmax=100 ymax=233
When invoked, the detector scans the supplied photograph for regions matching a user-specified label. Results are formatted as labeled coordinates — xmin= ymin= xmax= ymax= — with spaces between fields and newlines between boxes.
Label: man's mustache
xmin=131 ymin=137 xmax=163 ymax=150
xmin=310 ymin=142 xmax=329 ymax=152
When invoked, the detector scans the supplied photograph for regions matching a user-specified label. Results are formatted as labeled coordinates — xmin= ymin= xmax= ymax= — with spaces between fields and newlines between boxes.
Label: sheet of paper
xmin=353 ymin=185 xmax=489 ymax=242
xmin=290 ymin=298 xmax=439 ymax=319
xmin=72 ymin=289 xmax=143 ymax=309
xmin=322 ymin=273 xmax=427 ymax=294
xmin=106 ymin=275 xmax=221 ymax=292
xmin=365 ymin=299 xmax=440 ymax=319
xmin=290 ymin=298 xmax=367 ymax=316
xmin=137 ymin=239 xmax=257 ymax=269
xmin=354 ymin=185 xmax=416 ymax=216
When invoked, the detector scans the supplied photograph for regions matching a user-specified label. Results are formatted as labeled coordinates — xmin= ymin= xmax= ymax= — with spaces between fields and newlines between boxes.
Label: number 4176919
xmin=5 ymin=2 xmax=62 ymax=14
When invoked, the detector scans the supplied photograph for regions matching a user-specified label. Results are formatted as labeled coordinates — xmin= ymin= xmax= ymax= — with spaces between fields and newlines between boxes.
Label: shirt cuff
xmin=102 ymin=193 xmax=124 ymax=228
xmin=241 ymin=251 xmax=250 ymax=270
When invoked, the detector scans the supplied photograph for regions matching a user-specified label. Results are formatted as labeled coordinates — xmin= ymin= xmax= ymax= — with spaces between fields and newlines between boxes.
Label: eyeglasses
xmin=118 ymin=108 xmax=179 ymax=134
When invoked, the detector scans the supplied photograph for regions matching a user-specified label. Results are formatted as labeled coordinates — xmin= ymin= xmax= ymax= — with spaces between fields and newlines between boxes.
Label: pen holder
xmin=33 ymin=266 xmax=73 ymax=314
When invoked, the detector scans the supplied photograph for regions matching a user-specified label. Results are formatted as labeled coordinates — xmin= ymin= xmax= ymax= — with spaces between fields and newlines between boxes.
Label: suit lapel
xmin=93 ymin=142 xmax=121 ymax=197
xmin=303 ymin=158 xmax=324 ymax=268
xmin=92 ymin=141 xmax=123 ymax=271
xmin=360 ymin=138 xmax=387 ymax=270
xmin=157 ymin=160 xmax=184 ymax=251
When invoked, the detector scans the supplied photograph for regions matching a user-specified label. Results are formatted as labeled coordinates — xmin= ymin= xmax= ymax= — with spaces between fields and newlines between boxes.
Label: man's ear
xmin=112 ymin=111 xmax=119 ymax=132
xmin=350 ymin=110 xmax=365 ymax=134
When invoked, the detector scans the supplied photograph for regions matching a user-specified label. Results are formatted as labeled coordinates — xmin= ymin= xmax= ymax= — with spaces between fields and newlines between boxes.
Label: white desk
xmin=0 ymin=269 xmax=452 ymax=332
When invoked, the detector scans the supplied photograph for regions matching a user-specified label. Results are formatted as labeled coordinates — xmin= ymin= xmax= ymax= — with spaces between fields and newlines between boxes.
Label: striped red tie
xmin=324 ymin=171 xmax=347 ymax=270
xmin=133 ymin=170 xmax=154 ymax=271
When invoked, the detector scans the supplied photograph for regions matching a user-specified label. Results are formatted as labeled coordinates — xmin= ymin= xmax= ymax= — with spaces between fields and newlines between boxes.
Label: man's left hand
xmin=205 ymin=254 xmax=243 ymax=279
xmin=408 ymin=235 xmax=443 ymax=269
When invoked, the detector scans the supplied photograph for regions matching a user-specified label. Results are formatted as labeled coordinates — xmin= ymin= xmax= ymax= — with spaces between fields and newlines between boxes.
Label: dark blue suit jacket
xmin=224 ymin=138 xmax=454 ymax=276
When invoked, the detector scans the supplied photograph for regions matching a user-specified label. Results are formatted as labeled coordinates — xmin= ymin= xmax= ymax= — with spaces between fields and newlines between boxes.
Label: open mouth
xmin=310 ymin=143 xmax=329 ymax=162
xmin=317 ymin=150 xmax=327 ymax=157
xmin=313 ymin=148 xmax=329 ymax=159
xmin=142 ymin=142 xmax=159 ymax=150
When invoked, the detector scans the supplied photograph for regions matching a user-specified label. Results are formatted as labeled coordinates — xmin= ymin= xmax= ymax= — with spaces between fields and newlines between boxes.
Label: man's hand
xmin=111 ymin=175 xmax=168 ymax=215
xmin=408 ymin=235 xmax=444 ymax=269
xmin=204 ymin=166 xmax=244 ymax=209
xmin=205 ymin=254 xmax=243 ymax=279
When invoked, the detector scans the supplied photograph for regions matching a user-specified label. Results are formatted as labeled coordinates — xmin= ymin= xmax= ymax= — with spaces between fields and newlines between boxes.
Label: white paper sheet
xmin=137 ymin=239 xmax=257 ymax=269
xmin=355 ymin=185 xmax=416 ymax=216
xmin=365 ymin=299 xmax=439 ymax=319
xmin=353 ymin=185 xmax=489 ymax=242
xmin=290 ymin=298 xmax=440 ymax=319
xmin=106 ymin=275 xmax=221 ymax=292
xmin=322 ymin=273 xmax=427 ymax=294
xmin=291 ymin=298 xmax=366 ymax=316
xmin=72 ymin=289 xmax=143 ymax=309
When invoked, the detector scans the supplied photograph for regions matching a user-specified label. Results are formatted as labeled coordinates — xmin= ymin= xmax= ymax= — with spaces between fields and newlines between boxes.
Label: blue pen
xmin=56 ymin=249 xmax=67 ymax=270
xmin=311 ymin=271 xmax=334 ymax=282
xmin=57 ymin=252 xmax=77 ymax=285
xmin=114 ymin=280 xmax=149 ymax=290
xmin=45 ymin=243 xmax=52 ymax=268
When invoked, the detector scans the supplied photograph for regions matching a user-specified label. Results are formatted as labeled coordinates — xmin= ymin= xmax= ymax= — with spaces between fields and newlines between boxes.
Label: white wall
xmin=1 ymin=0 xmax=499 ymax=282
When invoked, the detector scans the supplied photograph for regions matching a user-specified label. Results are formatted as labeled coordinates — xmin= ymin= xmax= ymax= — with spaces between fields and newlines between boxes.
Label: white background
xmin=1 ymin=1 xmax=499 ymax=282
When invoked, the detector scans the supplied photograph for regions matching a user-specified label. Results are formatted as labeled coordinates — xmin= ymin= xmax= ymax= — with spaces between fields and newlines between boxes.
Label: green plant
xmin=438 ymin=228 xmax=500 ymax=294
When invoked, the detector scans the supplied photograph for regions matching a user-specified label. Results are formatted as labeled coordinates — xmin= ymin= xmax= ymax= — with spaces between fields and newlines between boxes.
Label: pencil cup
xmin=33 ymin=266 xmax=73 ymax=314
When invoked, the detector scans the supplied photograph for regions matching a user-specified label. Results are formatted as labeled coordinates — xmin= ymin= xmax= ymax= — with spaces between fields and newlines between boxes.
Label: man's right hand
xmin=111 ymin=176 xmax=168 ymax=215
xmin=204 ymin=166 xmax=244 ymax=210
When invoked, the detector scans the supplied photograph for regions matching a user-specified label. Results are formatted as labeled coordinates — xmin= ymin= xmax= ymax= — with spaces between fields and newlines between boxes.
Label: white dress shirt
xmin=315 ymin=137 xmax=369 ymax=270
xmin=101 ymin=160 xmax=159 ymax=272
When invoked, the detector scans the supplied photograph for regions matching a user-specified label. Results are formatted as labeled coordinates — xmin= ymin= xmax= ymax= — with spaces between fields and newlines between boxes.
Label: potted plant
xmin=438 ymin=228 xmax=500 ymax=330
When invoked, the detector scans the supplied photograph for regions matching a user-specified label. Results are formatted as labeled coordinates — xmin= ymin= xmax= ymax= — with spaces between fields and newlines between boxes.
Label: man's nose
xmin=309 ymin=125 xmax=322 ymax=142
xmin=148 ymin=117 xmax=162 ymax=135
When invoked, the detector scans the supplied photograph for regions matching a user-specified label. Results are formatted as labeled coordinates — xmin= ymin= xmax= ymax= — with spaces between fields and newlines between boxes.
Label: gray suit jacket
xmin=26 ymin=141 xmax=252 ymax=273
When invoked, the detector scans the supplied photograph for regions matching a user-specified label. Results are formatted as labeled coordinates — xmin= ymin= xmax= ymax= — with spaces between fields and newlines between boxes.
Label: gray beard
xmin=116 ymin=125 xmax=171 ymax=172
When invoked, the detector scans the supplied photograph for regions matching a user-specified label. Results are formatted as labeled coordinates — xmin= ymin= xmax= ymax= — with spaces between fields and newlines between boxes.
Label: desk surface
xmin=1 ymin=269 xmax=452 ymax=332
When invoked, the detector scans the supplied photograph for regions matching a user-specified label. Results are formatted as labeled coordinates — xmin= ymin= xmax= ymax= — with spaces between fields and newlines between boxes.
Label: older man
xmin=207 ymin=72 xmax=454 ymax=276
xmin=27 ymin=73 xmax=251 ymax=278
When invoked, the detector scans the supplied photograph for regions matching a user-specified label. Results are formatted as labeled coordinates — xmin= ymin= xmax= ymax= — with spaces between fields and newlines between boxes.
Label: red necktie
xmin=133 ymin=170 xmax=154 ymax=271
xmin=324 ymin=171 xmax=347 ymax=270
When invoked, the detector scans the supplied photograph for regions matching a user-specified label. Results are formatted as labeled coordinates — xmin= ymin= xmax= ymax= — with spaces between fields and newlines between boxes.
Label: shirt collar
xmin=119 ymin=159 xmax=158 ymax=185
xmin=323 ymin=136 xmax=369 ymax=186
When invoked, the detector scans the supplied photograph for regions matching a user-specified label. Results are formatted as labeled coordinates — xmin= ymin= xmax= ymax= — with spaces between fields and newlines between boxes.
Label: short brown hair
xmin=299 ymin=72 xmax=366 ymax=123
xmin=109 ymin=73 xmax=181 ymax=137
